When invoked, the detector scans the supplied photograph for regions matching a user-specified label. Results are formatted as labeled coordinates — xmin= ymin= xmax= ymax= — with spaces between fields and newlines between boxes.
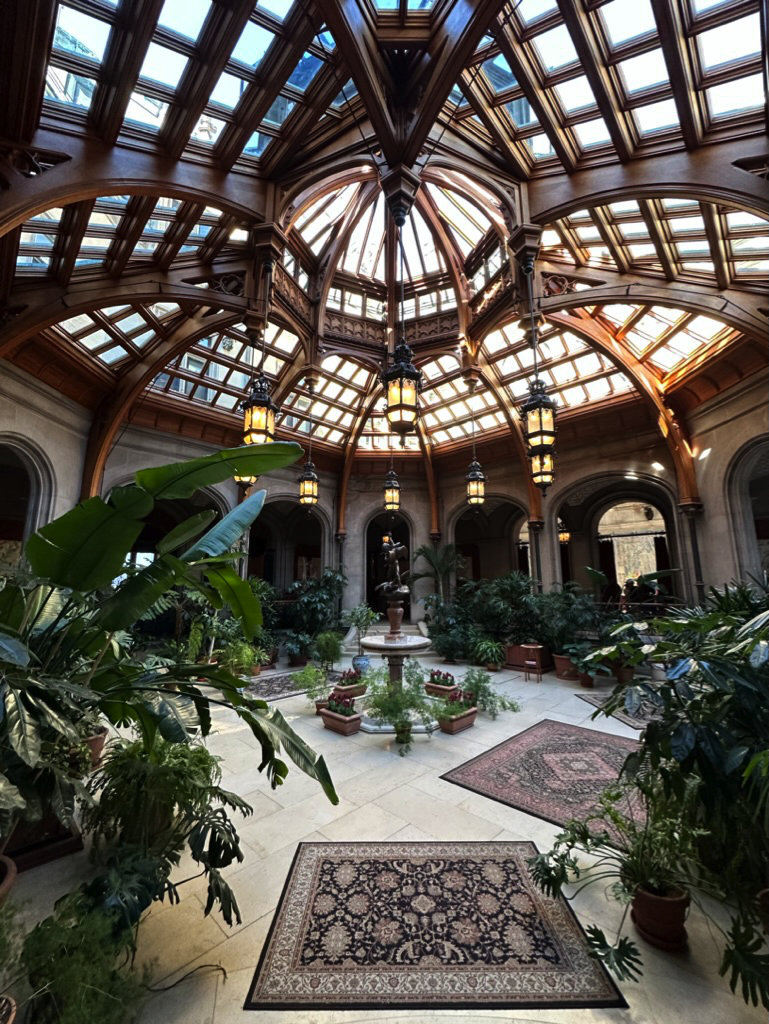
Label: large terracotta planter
xmin=505 ymin=643 xmax=554 ymax=671
xmin=438 ymin=707 xmax=477 ymax=734
xmin=631 ymin=886 xmax=690 ymax=951
xmin=425 ymin=682 xmax=456 ymax=698
xmin=332 ymin=682 xmax=367 ymax=699
xmin=319 ymin=709 xmax=362 ymax=736
xmin=578 ymin=672 xmax=594 ymax=688
xmin=553 ymin=653 xmax=580 ymax=681
xmin=250 ymin=664 xmax=262 ymax=677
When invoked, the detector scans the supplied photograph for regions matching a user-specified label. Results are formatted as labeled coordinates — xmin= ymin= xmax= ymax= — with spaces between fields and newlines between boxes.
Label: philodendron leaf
xmin=0 ymin=775 xmax=25 ymax=813
xmin=25 ymin=496 xmax=145 ymax=590
xmin=182 ymin=490 xmax=266 ymax=560
xmin=135 ymin=442 xmax=303 ymax=500
xmin=0 ymin=631 xmax=30 ymax=667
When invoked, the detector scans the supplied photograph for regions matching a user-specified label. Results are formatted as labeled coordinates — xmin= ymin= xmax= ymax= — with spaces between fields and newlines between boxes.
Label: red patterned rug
xmin=441 ymin=720 xmax=639 ymax=829
xmin=245 ymin=841 xmax=626 ymax=1011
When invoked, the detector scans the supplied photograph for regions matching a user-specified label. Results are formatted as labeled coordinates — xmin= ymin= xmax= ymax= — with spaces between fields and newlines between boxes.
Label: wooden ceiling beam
xmin=458 ymin=72 xmax=531 ymax=180
xmin=639 ymin=199 xmax=678 ymax=282
xmin=260 ymin=66 xmax=346 ymax=178
xmin=106 ymin=195 xmax=158 ymax=277
xmin=0 ymin=0 xmax=56 ymax=144
xmin=701 ymin=202 xmax=731 ymax=291
xmin=649 ymin=0 xmax=702 ymax=150
xmin=51 ymin=199 xmax=95 ymax=286
xmin=156 ymin=202 xmax=205 ymax=271
xmin=91 ymin=0 xmax=167 ymax=145
xmin=556 ymin=0 xmax=634 ymax=163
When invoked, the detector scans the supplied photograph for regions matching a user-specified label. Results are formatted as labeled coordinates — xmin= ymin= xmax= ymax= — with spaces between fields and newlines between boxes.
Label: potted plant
xmin=365 ymin=669 xmax=434 ymax=754
xmin=433 ymin=687 xmax=478 ymax=734
xmin=529 ymin=782 xmax=708 ymax=977
xmin=461 ymin=667 xmax=520 ymax=719
xmin=283 ymin=631 xmax=314 ymax=667
xmin=538 ymin=585 xmax=600 ymax=680
xmin=587 ymin=621 xmax=653 ymax=683
xmin=332 ymin=667 xmax=368 ymax=699
xmin=564 ymin=639 xmax=597 ymax=688
xmin=219 ymin=638 xmax=256 ymax=676
xmin=341 ymin=603 xmax=380 ymax=673
xmin=249 ymin=645 xmax=270 ymax=676
xmin=291 ymin=664 xmax=330 ymax=713
xmin=319 ymin=694 xmax=362 ymax=736
xmin=425 ymin=668 xmax=456 ymax=697
xmin=423 ymin=594 xmax=470 ymax=663
xmin=472 ymin=635 xmax=505 ymax=671
xmin=315 ymin=630 xmax=343 ymax=676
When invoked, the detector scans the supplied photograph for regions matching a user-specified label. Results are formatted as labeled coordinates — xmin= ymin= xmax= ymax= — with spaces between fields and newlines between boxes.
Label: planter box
xmin=319 ymin=709 xmax=362 ymax=736
xmin=505 ymin=643 xmax=553 ymax=671
xmin=425 ymin=682 xmax=456 ymax=698
xmin=553 ymin=653 xmax=580 ymax=681
xmin=332 ymin=682 xmax=367 ymax=699
xmin=438 ymin=707 xmax=478 ymax=734
xmin=314 ymin=699 xmax=329 ymax=716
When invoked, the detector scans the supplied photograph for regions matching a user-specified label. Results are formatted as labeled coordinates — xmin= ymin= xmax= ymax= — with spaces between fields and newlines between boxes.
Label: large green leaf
xmin=135 ymin=443 xmax=303 ymax=500
xmin=0 ymin=585 xmax=26 ymax=631
xmin=25 ymin=496 xmax=145 ymax=590
xmin=97 ymin=554 xmax=188 ymax=632
xmin=255 ymin=706 xmax=338 ymax=805
xmin=156 ymin=510 xmax=217 ymax=555
xmin=182 ymin=490 xmax=266 ymax=560
xmin=4 ymin=688 xmax=42 ymax=766
xmin=204 ymin=565 xmax=261 ymax=639
xmin=0 ymin=631 xmax=30 ymax=667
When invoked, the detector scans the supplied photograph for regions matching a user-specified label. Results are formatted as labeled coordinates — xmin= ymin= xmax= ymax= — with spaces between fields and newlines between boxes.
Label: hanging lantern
xmin=558 ymin=518 xmax=570 ymax=544
xmin=383 ymin=466 xmax=400 ymax=511
xmin=383 ymin=340 xmax=421 ymax=436
xmin=521 ymin=380 xmax=557 ymax=494
xmin=465 ymin=458 xmax=486 ymax=505
xmin=233 ymin=472 xmax=257 ymax=485
xmin=239 ymin=371 xmax=278 ymax=445
xmin=297 ymin=459 xmax=318 ymax=505
xmin=530 ymin=453 xmax=554 ymax=491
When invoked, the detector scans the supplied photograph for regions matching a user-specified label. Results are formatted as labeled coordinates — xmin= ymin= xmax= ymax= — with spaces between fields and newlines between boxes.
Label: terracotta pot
xmin=438 ymin=707 xmax=477 ymax=735
xmin=332 ymin=682 xmax=367 ymax=699
xmin=83 ymin=726 xmax=109 ymax=769
xmin=319 ymin=709 xmax=362 ymax=736
xmin=250 ymin=664 xmax=262 ymax=677
xmin=578 ymin=672 xmax=594 ymax=688
xmin=614 ymin=664 xmax=635 ymax=684
xmin=631 ymin=886 xmax=689 ymax=951
xmin=0 ymin=994 xmax=17 ymax=1024
xmin=314 ymin=699 xmax=329 ymax=716
xmin=0 ymin=853 xmax=17 ymax=904
xmin=553 ymin=653 xmax=580 ymax=681
xmin=425 ymin=682 xmax=456 ymax=698
xmin=485 ymin=662 xmax=501 ymax=672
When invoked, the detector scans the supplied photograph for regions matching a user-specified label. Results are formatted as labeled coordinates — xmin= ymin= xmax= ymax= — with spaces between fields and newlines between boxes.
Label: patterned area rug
xmin=441 ymin=720 xmax=638 ymax=830
xmin=245 ymin=841 xmax=626 ymax=1011
xmin=245 ymin=672 xmax=303 ymax=701
xmin=577 ymin=690 xmax=660 ymax=730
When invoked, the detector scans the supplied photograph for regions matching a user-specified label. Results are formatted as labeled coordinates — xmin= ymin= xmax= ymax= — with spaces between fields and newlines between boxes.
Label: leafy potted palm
xmin=291 ymin=664 xmax=330 ymax=714
xmin=588 ymin=621 xmax=653 ymax=683
xmin=341 ymin=603 xmax=380 ymax=673
xmin=472 ymin=635 xmax=505 ymax=671
xmin=319 ymin=694 xmax=362 ymax=736
xmin=433 ymin=687 xmax=478 ymax=735
xmin=315 ymin=630 xmax=343 ymax=676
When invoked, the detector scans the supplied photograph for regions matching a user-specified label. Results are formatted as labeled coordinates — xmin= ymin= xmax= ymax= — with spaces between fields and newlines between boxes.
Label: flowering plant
xmin=428 ymin=669 xmax=456 ymax=687
xmin=326 ymin=694 xmax=358 ymax=717
xmin=337 ymin=668 xmax=362 ymax=684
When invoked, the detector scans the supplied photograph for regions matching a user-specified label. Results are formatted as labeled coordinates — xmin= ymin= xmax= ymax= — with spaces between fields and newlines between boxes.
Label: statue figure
xmin=376 ymin=535 xmax=410 ymax=595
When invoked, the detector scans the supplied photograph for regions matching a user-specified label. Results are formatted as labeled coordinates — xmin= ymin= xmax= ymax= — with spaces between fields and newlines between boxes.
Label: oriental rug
xmin=245 ymin=670 xmax=340 ymax=702
xmin=577 ymin=691 xmax=660 ymax=730
xmin=244 ymin=841 xmax=626 ymax=1011
xmin=440 ymin=720 xmax=639 ymax=830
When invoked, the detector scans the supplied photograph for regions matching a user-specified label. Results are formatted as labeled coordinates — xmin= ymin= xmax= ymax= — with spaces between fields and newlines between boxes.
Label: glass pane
xmin=523 ymin=133 xmax=556 ymax=158
xmin=505 ymin=97 xmax=538 ymax=126
xmin=45 ymin=66 xmax=96 ymax=110
xmin=481 ymin=54 xmax=517 ymax=92
xmin=618 ymin=49 xmax=668 ymax=92
xmin=573 ymin=118 xmax=611 ymax=148
xmin=189 ymin=115 xmax=227 ymax=145
xmin=158 ymin=0 xmax=210 ymax=41
xmin=232 ymin=21 xmax=275 ymax=69
xmin=698 ymin=14 xmax=760 ymax=71
xmin=54 ymin=6 xmax=111 ymax=62
xmin=259 ymin=1 xmax=295 ymax=20
xmin=139 ymin=43 xmax=188 ymax=88
xmin=286 ymin=52 xmax=323 ymax=91
xmin=600 ymin=0 xmax=656 ymax=46
xmin=210 ymin=72 xmax=248 ymax=109
xmin=241 ymin=131 xmax=272 ymax=157
xmin=517 ymin=0 xmax=558 ymax=23
xmin=634 ymin=99 xmax=679 ymax=133
xmin=533 ymin=25 xmax=579 ymax=70
xmin=554 ymin=76 xmax=596 ymax=112
xmin=706 ymin=75 xmax=764 ymax=117
xmin=124 ymin=93 xmax=169 ymax=130
xmin=263 ymin=95 xmax=295 ymax=126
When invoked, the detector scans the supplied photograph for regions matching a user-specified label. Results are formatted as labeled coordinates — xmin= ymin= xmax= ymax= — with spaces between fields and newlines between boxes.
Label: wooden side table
xmin=521 ymin=643 xmax=544 ymax=684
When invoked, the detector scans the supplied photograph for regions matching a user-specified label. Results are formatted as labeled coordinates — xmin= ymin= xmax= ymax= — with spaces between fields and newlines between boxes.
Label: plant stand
xmin=438 ymin=708 xmax=478 ymax=734
xmin=319 ymin=709 xmax=362 ymax=736
xmin=4 ymin=814 xmax=83 ymax=872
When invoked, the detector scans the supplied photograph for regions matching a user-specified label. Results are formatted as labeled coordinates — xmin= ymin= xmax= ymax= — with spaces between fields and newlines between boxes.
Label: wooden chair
xmin=521 ymin=643 xmax=544 ymax=684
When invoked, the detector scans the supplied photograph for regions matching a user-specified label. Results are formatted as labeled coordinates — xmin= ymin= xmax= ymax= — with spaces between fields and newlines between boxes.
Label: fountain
xmin=359 ymin=536 xmax=432 ymax=735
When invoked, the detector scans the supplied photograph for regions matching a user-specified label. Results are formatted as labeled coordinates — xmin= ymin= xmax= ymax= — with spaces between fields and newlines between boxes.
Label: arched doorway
xmin=249 ymin=501 xmax=324 ymax=594
xmin=129 ymin=490 xmax=224 ymax=571
xmin=454 ymin=499 xmax=525 ymax=580
xmin=366 ymin=513 xmax=411 ymax=619
xmin=596 ymin=501 xmax=671 ymax=598
xmin=728 ymin=438 xmax=769 ymax=583
xmin=0 ymin=445 xmax=32 ymax=568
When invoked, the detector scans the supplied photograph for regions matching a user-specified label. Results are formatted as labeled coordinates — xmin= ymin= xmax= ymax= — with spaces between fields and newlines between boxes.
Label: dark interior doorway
xmin=366 ymin=513 xmax=410 ymax=620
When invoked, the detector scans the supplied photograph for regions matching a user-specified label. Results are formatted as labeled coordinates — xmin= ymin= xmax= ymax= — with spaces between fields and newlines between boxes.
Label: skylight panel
xmin=618 ymin=221 xmax=649 ymax=238
xmin=573 ymin=118 xmax=611 ymax=148
xmin=600 ymin=0 xmax=656 ymax=47
xmin=139 ymin=43 xmax=188 ymax=88
xmin=190 ymin=115 xmax=227 ymax=145
xmin=706 ymin=75 xmax=764 ymax=118
xmin=481 ymin=54 xmax=517 ymax=93
xmin=45 ymin=66 xmax=96 ymax=111
xmin=124 ymin=93 xmax=169 ymax=130
xmin=241 ymin=132 xmax=272 ymax=158
xmin=600 ymin=304 xmax=637 ymax=326
xmin=732 ymin=235 xmax=769 ymax=253
xmin=31 ymin=207 xmax=63 ymax=224
xmin=554 ymin=76 xmax=597 ymax=113
xmin=259 ymin=1 xmax=294 ymax=20
xmin=697 ymin=14 xmax=761 ymax=71
xmin=505 ymin=98 xmax=538 ymax=127
xmin=517 ymin=0 xmax=558 ymax=23
xmin=232 ymin=21 xmax=275 ymax=70
xmin=669 ymin=216 xmax=705 ymax=233
xmin=210 ymin=72 xmax=248 ymax=110
xmin=263 ymin=95 xmax=296 ymax=126
xmin=634 ymin=99 xmax=679 ymax=134
xmin=524 ymin=133 xmax=556 ymax=159
xmin=532 ymin=25 xmax=579 ymax=71
xmin=54 ymin=5 xmax=111 ymax=62
xmin=332 ymin=79 xmax=358 ymax=107
xmin=576 ymin=225 xmax=601 ymax=242
xmin=618 ymin=49 xmax=668 ymax=93
xmin=158 ymin=0 xmax=210 ymax=42
xmin=726 ymin=211 xmax=768 ymax=229
xmin=609 ymin=201 xmax=640 ymax=215
xmin=287 ymin=52 xmax=323 ymax=91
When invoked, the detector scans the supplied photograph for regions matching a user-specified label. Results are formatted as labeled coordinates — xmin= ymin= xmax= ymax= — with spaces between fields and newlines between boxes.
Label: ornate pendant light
xmin=234 ymin=329 xmax=259 ymax=485
xmin=239 ymin=332 xmax=279 ymax=446
xmin=465 ymin=382 xmax=486 ymax=506
xmin=383 ymin=460 xmax=401 ymax=512
xmin=298 ymin=379 xmax=318 ymax=506
xmin=558 ymin=518 xmax=571 ymax=544
xmin=383 ymin=209 xmax=421 ymax=437
xmin=516 ymin=243 xmax=557 ymax=494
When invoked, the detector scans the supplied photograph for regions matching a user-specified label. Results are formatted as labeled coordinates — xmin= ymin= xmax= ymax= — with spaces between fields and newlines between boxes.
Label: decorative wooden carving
xmin=0 ymin=145 xmax=70 ymax=185
xmin=324 ymin=310 xmax=386 ymax=346
xmin=542 ymin=272 xmax=579 ymax=296
xmin=273 ymin=262 xmax=313 ymax=325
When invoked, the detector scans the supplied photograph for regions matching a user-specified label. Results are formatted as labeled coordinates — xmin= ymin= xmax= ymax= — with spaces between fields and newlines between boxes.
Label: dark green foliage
xmin=410 ymin=544 xmax=465 ymax=601
xmin=315 ymin=630 xmax=343 ymax=672
xmin=287 ymin=569 xmax=347 ymax=637
xmin=460 ymin=668 xmax=520 ymax=719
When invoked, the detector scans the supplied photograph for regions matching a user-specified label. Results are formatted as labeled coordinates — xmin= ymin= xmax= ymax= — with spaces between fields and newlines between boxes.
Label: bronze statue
xmin=377 ymin=536 xmax=410 ymax=595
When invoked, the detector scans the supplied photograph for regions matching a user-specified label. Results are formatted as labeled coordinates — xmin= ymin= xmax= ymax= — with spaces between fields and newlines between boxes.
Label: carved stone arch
xmin=725 ymin=434 xmax=769 ymax=581
xmin=448 ymin=493 xmax=529 ymax=581
xmin=0 ymin=431 xmax=57 ymax=540
xmin=261 ymin=490 xmax=334 ymax=571
xmin=445 ymin=491 xmax=527 ymax=546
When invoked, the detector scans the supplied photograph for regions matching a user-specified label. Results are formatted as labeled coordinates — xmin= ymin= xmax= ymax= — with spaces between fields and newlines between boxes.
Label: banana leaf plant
xmin=0 ymin=443 xmax=339 ymax=848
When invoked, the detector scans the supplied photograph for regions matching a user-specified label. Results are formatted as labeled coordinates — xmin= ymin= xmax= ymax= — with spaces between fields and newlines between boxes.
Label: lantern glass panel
xmin=243 ymin=404 xmax=275 ymax=443
xmin=299 ymin=476 xmax=318 ymax=504
xmin=531 ymin=453 xmax=554 ymax=488
xmin=467 ymin=478 xmax=485 ymax=504
xmin=384 ymin=486 xmax=400 ymax=511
